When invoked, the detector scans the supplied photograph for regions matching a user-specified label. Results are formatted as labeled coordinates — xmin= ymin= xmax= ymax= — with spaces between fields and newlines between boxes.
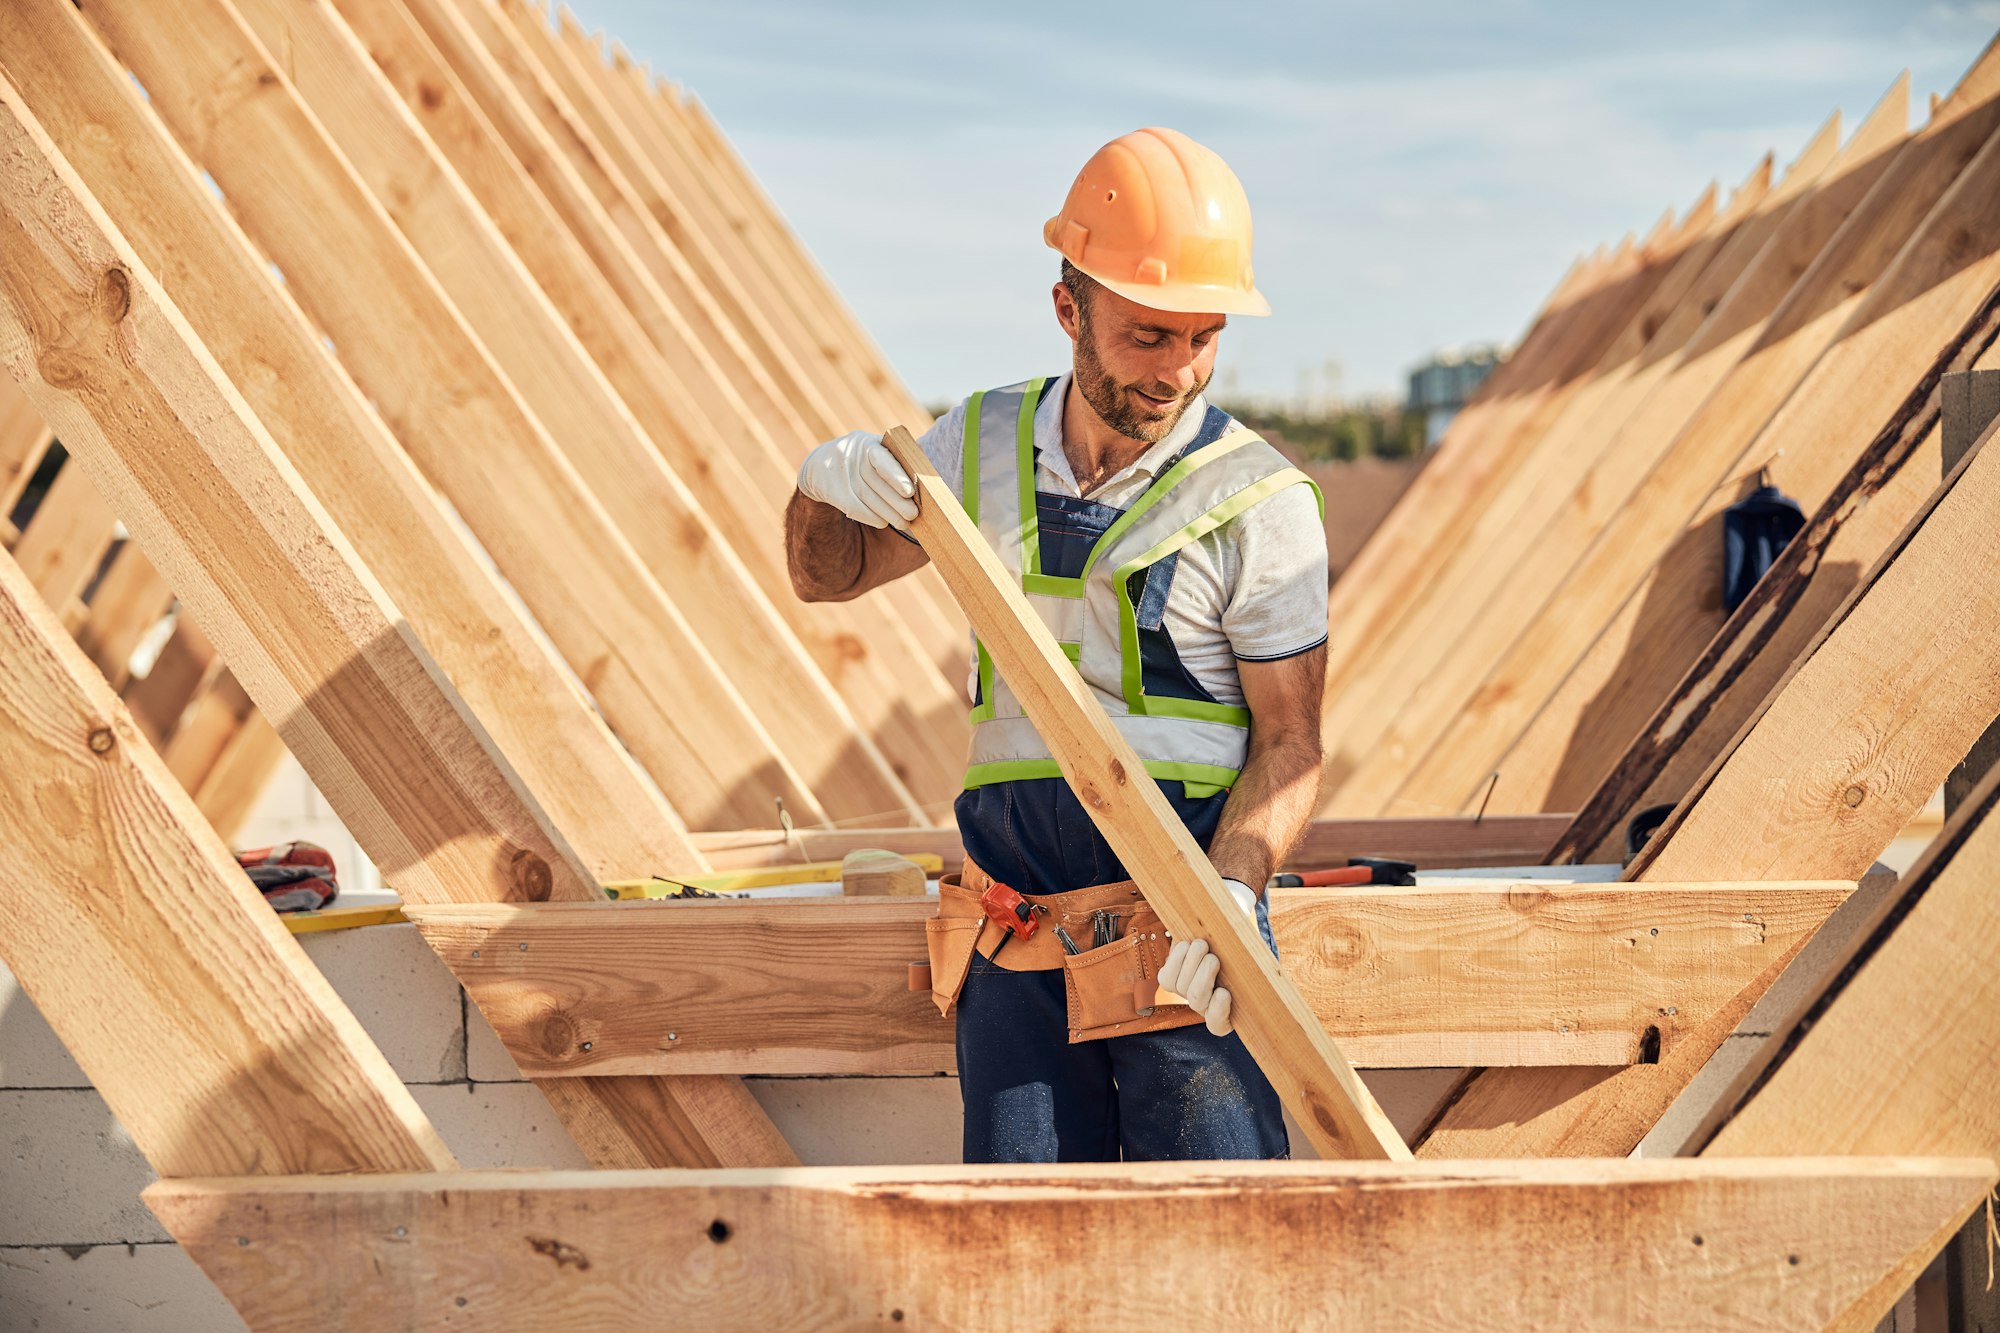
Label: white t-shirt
xmin=917 ymin=373 xmax=1329 ymax=708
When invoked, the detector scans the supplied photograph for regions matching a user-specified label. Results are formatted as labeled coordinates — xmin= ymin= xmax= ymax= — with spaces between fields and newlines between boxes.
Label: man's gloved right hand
xmin=797 ymin=430 xmax=918 ymax=531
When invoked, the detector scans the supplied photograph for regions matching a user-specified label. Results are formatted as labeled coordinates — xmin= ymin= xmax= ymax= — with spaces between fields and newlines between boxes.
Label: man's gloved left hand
xmin=1157 ymin=877 xmax=1259 ymax=1036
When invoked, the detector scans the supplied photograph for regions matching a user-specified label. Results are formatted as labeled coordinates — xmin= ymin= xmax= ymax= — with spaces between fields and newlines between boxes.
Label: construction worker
xmin=786 ymin=128 xmax=1326 ymax=1163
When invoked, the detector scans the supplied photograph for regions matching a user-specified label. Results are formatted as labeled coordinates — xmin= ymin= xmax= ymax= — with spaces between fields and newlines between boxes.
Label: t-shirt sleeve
xmin=1222 ymin=481 xmax=1330 ymax=661
xmin=916 ymin=401 xmax=967 ymax=494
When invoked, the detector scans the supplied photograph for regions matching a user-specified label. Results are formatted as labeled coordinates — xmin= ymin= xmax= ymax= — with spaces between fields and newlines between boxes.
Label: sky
xmin=565 ymin=1 xmax=1994 ymax=407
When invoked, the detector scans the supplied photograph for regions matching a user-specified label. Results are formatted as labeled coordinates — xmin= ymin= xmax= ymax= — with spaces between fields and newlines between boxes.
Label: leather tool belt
xmin=913 ymin=857 xmax=1201 ymax=1043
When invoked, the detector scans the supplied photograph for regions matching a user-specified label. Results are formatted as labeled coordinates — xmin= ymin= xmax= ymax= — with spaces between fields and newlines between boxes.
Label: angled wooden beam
xmin=1321 ymin=128 xmax=1827 ymax=814
xmin=1490 ymin=104 xmax=2000 ymax=815
xmin=0 ymin=372 xmax=53 ymax=520
xmin=1388 ymin=54 xmax=1999 ymax=817
xmin=1317 ymin=171 xmax=1736 ymax=808
xmin=1421 ymin=402 xmax=2000 ymax=1159
xmin=535 ymin=7 xmax=854 ymax=435
xmin=881 ymin=426 xmax=1406 ymax=1160
xmin=1353 ymin=76 xmax=1909 ymax=819
xmin=72 ymin=541 xmax=173 ymax=689
xmin=0 ymin=0 xmax=704 ymax=880
xmin=1552 ymin=293 xmax=2000 ymax=863
xmin=7 ymin=452 xmax=117 ymax=607
xmin=314 ymin=0 xmax=965 ymax=802
xmin=476 ymin=0 xmax=968 ymax=664
xmin=587 ymin=24 xmax=915 ymax=433
xmin=75 ymin=0 xmax=826 ymax=831
xmin=1701 ymin=757 xmax=2000 ymax=1162
xmin=149 ymin=1159 xmax=1997 ymax=1329
xmin=409 ymin=879 xmax=1850 ymax=1076
xmin=216 ymin=0 xmax=924 ymax=826
xmin=409 ymin=0 xmax=963 ymax=676
xmin=661 ymin=83 xmax=929 ymax=428
xmin=190 ymin=707 xmax=287 ymax=843
xmin=0 ymin=544 xmax=454 ymax=1177
xmin=0 ymin=58 xmax=788 ymax=1168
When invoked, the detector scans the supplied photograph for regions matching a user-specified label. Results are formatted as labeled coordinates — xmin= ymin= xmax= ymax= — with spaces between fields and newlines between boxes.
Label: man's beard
xmin=1074 ymin=317 xmax=1211 ymax=445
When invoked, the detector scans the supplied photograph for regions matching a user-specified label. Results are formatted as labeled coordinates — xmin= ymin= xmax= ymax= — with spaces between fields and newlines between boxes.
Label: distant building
xmin=1407 ymin=343 xmax=1505 ymax=447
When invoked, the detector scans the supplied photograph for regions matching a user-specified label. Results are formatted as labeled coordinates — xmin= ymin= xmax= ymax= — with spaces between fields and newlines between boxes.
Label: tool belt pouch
xmin=921 ymin=875 xmax=985 ymax=1017
xmin=1062 ymin=913 xmax=1203 ymax=1044
xmin=923 ymin=917 xmax=983 ymax=1017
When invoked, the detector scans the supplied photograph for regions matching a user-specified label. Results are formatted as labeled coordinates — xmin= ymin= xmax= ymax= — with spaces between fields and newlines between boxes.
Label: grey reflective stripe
xmin=961 ymin=383 xmax=1311 ymax=787
xmin=972 ymin=377 xmax=1045 ymax=579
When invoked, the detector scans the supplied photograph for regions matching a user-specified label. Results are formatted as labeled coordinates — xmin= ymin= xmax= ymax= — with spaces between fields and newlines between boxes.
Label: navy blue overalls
xmin=951 ymin=403 xmax=1289 ymax=1164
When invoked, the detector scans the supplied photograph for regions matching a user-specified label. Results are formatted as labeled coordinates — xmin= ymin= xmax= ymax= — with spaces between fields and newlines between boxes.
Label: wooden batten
xmin=148 ymin=1159 xmax=1997 ymax=1330
xmin=689 ymin=813 xmax=1575 ymax=873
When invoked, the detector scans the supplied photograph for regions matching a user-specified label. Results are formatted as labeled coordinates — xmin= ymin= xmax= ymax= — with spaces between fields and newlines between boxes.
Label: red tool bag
xmin=235 ymin=840 xmax=339 ymax=913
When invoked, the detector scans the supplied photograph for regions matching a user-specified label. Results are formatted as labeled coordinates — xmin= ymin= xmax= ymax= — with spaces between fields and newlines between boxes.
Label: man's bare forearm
xmin=1207 ymin=645 xmax=1328 ymax=895
xmin=1207 ymin=729 xmax=1322 ymax=894
xmin=786 ymin=489 xmax=933 ymax=602
xmin=785 ymin=490 xmax=868 ymax=601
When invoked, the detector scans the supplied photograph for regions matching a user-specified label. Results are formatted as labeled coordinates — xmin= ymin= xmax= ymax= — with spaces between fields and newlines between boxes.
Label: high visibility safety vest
xmin=960 ymin=376 xmax=1321 ymax=797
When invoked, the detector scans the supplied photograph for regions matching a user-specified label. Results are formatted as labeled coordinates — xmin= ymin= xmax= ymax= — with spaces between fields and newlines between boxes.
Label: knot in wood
xmin=1842 ymin=784 xmax=1866 ymax=808
xmin=535 ymin=1010 xmax=579 ymax=1060
xmin=94 ymin=266 xmax=131 ymax=324
xmin=86 ymin=726 xmax=116 ymax=755
xmin=1107 ymin=758 xmax=1128 ymax=787
xmin=511 ymin=850 xmax=553 ymax=902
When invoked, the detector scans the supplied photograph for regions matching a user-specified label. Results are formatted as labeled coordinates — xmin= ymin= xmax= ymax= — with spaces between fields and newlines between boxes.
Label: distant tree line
xmin=1216 ymin=401 xmax=1426 ymax=463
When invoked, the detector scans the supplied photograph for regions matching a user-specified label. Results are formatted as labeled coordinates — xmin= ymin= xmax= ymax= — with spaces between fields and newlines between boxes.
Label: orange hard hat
xmin=1044 ymin=127 xmax=1270 ymax=318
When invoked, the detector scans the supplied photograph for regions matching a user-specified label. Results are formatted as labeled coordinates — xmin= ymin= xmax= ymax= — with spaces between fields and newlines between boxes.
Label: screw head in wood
xmin=87 ymin=727 xmax=115 ymax=754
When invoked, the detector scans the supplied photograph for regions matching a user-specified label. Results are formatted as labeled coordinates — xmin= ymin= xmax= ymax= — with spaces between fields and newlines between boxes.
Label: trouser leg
xmin=1107 ymin=895 xmax=1290 ymax=1161
xmin=955 ymin=957 xmax=1117 ymax=1164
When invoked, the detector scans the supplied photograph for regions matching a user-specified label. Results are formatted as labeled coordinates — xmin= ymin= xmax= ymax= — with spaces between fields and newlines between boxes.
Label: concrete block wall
xmin=1 ymin=913 xmax=1464 ymax=1329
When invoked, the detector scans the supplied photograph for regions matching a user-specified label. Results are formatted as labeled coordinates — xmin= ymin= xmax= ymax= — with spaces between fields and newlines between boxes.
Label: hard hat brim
xmin=1084 ymin=269 xmax=1272 ymax=319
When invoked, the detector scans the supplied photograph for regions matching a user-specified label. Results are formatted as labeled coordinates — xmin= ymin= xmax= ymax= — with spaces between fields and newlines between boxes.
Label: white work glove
xmin=797 ymin=429 xmax=917 ymax=531
xmin=1157 ymin=877 xmax=1259 ymax=1037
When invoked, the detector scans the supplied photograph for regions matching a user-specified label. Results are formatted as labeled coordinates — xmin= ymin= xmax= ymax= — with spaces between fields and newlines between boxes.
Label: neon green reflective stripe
xmin=1182 ymin=781 xmax=1228 ymax=799
xmin=1113 ymin=469 xmax=1321 ymax=714
xmin=1021 ymin=572 xmax=1084 ymax=598
xmin=964 ymin=759 xmax=1240 ymax=791
xmin=1017 ymin=377 xmax=1047 ymax=577
xmin=1059 ymin=641 xmax=1082 ymax=665
xmin=1142 ymin=695 xmax=1251 ymax=726
xmin=962 ymin=389 xmax=984 ymax=521
xmin=1078 ymin=433 xmax=1258 ymax=581
xmin=969 ymin=641 xmax=997 ymax=723
xmin=1144 ymin=761 xmax=1241 ymax=791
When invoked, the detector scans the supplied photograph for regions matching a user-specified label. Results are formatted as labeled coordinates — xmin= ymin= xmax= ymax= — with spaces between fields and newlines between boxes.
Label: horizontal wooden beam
xmin=409 ymin=880 xmax=1850 ymax=1076
xmin=689 ymin=813 xmax=1574 ymax=874
xmin=149 ymin=1158 xmax=1996 ymax=1330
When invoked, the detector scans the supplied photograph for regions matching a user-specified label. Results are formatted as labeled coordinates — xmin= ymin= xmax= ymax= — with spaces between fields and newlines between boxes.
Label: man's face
xmin=1055 ymin=280 xmax=1225 ymax=445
